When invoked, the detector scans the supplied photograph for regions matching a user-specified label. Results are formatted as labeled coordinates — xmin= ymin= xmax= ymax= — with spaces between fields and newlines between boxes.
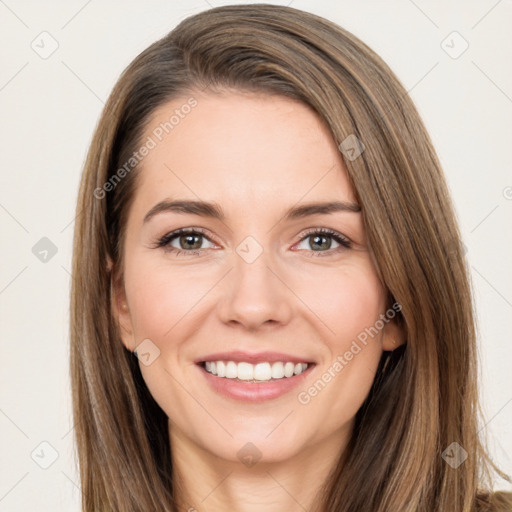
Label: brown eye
xmin=156 ymin=228 xmax=217 ymax=256
xmin=294 ymin=228 xmax=351 ymax=255
xmin=177 ymin=233 xmax=203 ymax=250
xmin=308 ymin=234 xmax=333 ymax=251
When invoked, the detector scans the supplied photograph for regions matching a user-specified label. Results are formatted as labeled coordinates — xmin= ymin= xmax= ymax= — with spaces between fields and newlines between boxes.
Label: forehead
xmin=130 ymin=91 xmax=357 ymax=220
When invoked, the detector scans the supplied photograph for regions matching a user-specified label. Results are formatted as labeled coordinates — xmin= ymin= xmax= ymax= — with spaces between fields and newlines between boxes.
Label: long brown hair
xmin=70 ymin=4 xmax=511 ymax=511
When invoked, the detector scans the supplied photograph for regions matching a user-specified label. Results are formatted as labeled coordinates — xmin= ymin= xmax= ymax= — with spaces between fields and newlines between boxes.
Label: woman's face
xmin=113 ymin=90 xmax=403 ymax=464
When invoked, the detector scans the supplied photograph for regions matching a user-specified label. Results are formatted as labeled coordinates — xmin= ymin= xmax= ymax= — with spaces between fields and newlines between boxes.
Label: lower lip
xmin=197 ymin=363 xmax=315 ymax=402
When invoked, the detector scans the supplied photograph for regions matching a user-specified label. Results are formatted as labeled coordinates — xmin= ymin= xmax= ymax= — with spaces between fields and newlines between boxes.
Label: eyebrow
xmin=143 ymin=198 xmax=361 ymax=224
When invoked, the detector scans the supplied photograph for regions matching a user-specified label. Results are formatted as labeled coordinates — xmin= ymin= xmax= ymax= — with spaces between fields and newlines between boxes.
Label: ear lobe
xmin=108 ymin=256 xmax=135 ymax=352
xmin=382 ymin=318 xmax=407 ymax=351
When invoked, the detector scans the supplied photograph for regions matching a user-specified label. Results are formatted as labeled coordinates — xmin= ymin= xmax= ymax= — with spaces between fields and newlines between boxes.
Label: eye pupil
xmin=310 ymin=234 xmax=331 ymax=251
xmin=180 ymin=234 xmax=202 ymax=250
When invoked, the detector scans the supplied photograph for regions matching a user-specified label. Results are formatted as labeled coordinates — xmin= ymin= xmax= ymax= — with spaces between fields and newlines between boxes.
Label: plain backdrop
xmin=0 ymin=1 xmax=511 ymax=510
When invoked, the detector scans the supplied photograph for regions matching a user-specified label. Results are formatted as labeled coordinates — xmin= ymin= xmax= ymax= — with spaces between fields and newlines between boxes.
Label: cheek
xmin=293 ymin=259 xmax=386 ymax=347
xmin=122 ymin=256 xmax=212 ymax=421
xmin=124 ymin=257 xmax=216 ymax=344
xmin=292 ymin=261 xmax=386 ymax=420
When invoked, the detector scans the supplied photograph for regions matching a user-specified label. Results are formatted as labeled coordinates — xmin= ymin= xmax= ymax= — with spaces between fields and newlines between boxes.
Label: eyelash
xmin=153 ymin=227 xmax=352 ymax=258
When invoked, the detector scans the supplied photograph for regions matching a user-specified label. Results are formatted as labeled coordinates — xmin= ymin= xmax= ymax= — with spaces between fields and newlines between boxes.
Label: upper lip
xmin=194 ymin=351 xmax=315 ymax=365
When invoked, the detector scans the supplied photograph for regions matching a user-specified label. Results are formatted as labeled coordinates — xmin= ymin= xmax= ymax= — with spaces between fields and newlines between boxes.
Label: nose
xmin=217 ymin=247 xmax=294 ymax=331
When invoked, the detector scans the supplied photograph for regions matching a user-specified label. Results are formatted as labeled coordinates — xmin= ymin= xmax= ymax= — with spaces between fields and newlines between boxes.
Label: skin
xmin=112 ymin=90 xmax=405 ymax=512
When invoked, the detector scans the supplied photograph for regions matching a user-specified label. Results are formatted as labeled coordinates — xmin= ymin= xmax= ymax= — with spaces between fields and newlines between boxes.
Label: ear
xmin=381 ymin=316 xmax=407 ymax=351
xmin=107 ymin=255 xmax=135 ymax=352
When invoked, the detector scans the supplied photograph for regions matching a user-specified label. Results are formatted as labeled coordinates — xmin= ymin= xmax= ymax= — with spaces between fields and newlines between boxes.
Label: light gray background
xmin=1 ymin=1 xmax=511 ymax=510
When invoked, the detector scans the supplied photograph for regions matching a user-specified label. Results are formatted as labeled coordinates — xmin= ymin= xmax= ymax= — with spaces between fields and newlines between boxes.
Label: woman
xmin=70 ymin=4 xmax=511 ymax=511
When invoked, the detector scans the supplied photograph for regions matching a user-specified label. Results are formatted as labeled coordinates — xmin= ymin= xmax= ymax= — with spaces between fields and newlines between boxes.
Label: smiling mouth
xmin=198 ymin=360 xmax=315 ymax=383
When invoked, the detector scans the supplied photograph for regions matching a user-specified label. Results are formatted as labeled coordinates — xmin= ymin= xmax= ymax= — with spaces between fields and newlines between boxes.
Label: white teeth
xmin=202 ymin=360 xmax=310 ymax=382
xmin=237 ymin=362 xmax=254 ymax=380
xmin=295 ymin=363 xmax=307 ymax=374
xmin=271 ymin=362 xmax=284 ymax=379
xmin=216 ymin=361 xmax=226 ymax=377
xmin=225 ymin=361 xmax=238 ymax=379
xmin=284 ymin=362 xmax=295 ymax=377
xmin=254 ymin=362 xmax=271 ymax=381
